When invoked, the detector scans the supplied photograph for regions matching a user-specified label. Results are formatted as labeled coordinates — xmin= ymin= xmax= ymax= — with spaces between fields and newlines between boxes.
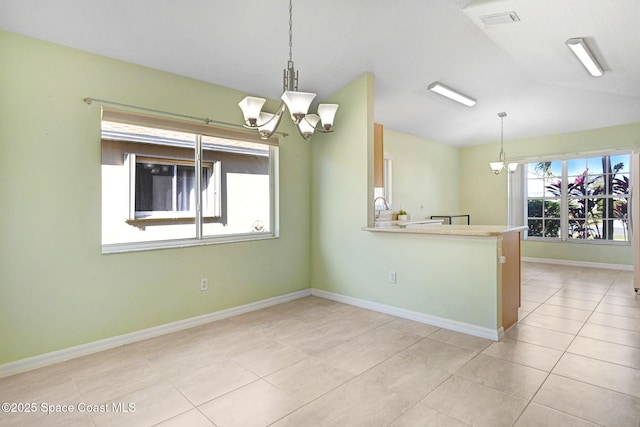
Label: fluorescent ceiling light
xmin=565 ymin=38 xmax=604 ymax=77
xmin=427 ymin=82 xmax=476 ymax=107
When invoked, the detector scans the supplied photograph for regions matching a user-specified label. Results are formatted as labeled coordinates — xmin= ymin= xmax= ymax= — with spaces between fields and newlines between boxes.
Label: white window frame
xmin=101 ymin=109 xmax=279 ymax=253
xmin=127 ymin=154 xmax=220 ymax=221
xmin=515 ymin=152 xmax=631 ymax=245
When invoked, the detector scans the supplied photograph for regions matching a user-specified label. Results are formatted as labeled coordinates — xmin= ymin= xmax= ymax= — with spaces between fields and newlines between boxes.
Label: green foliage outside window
xmin=526 ymin=156 xmax=629 ymax=241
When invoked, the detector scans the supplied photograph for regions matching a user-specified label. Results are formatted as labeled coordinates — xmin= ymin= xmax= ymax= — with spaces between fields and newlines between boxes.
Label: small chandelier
xmin=489 ymin=112 xmax=518 ymax=174
xmin=238 ymin=0 xmax=338 ymax=141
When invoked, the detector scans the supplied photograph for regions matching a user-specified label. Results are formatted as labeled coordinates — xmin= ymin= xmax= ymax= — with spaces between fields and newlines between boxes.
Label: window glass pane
xmin=176 ymin=165 xmax=197 ymax=212
xmin=587 ymin=198 xmax=603 ymax=218
xmin=587 ymin=175 xmax=604 ymax=195
xmin=567 ymin=158 xmax=587 ymax=177
xmin=612 ymin=174 xmax=629 ymax=195
xmin=568 ymin=198 xmax=584 ymax=219
xmin=610 ymin=155 xmax=629 ymax=173
xmin=567 ymin=220 xmax=581 ymax=239
xmin=528 ymin=200 xmax=543 ymax=218
xmin=527 ymin=163 xmax=539 ymax=176
xmin=201 ymin=138 xmax=273 ymax=238
xmin=567 ymin=174 xmax=587 ymax=197
xmin=544 ymin=179 xmax=561 ymax=197
xmin=528 ymin=161 xmax=561 ymax=177
xmin=528 ymin=220 xmax=543 ymax=237
xmin=613 ymin=219 xmax=629 ymax=241
xmin=587 ymin=218 xmax=603 ymax=239
xmin=587 ymin=157 xmax=604 ymax=175
xmin=544 ymin=200 xmax=561 ymax=218
xmin=613 ymin=197 xmax=629 ymax=221
xmin=135 ymin=163 xmax=174 ymax=214
xmin=527 ymin=179 xmax=544 ymax=197
xmin=548 ymin=161 xmax=562 ymax=177
xmin=543 ymin=220 xmax=560 ymax=238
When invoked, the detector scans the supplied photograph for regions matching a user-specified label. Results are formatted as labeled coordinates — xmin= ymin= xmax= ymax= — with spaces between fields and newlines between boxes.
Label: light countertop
xmin=363 ymin=224 xmax=528 ymax=237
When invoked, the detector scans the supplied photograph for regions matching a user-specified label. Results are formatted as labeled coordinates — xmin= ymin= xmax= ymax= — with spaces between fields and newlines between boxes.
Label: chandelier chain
xmin=288 ymin=0 xmax=293 ymax=63
xmin=501 ymin=115 xmax=504 ymax=150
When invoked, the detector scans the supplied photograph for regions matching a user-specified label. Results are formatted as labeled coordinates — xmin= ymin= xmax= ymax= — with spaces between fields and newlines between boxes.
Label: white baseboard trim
xmin=522 ymin=257 xmax=633 ymax=271
xmin=0 ymin=289 xmax=311 ymax=378
xmin=311 ymin=288 xmax=503 ymax=341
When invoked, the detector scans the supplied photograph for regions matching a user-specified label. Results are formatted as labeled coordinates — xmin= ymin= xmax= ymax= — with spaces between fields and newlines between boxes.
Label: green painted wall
xmin=460 ymin=123 xmax=640 ymax=266
xmin=384 ymin=128 xmax=460 ymax=219
xmin=310 ymin=74 xmax=499 ymax=330
xmin=3 ymin=28 xmax=637 ymax=366
xmin=0 ymin=31 xmax=311 ymax=365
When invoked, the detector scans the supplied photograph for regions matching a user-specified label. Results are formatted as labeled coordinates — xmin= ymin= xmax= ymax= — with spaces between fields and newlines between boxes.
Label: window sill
xmin=102 ymin=232 xmax=278 ymax=254
xmin=525 ymin=237 xmax=630 ymax=246
xmin=126 ymin=216 xmax=221 ymax=228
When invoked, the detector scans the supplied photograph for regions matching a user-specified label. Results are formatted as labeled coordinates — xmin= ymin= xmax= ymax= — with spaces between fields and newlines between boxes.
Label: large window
xmin=101 ymin=109 xmax=278 ymax=252
xmin=524 ymin=154 xmax=630 ymax=243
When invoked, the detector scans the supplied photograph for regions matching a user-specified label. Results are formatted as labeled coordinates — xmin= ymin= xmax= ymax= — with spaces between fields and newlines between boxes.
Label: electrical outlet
xmin=389 ymin=271 xmax=397 ymax=284
xmin=200 ymin=278 xmax=208 ymax=291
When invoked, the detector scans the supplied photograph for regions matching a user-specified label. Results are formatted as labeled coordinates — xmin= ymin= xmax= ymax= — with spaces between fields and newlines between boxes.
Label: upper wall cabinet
xmin=374 ymin=123 xmax=384 ymax=188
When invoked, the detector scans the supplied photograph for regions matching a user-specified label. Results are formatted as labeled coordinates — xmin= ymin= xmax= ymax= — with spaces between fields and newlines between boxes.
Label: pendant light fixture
xmin=489 ymin=112 xmax=518 ymax=174
xmin=238 ymin=0 xmax=338 ymax=141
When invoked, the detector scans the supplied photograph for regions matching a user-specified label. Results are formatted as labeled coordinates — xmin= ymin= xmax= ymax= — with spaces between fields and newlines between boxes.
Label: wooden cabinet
xmin=374 ymin=123 xmax=384 ymax=187
xmin=501 ymin=231 xmax=522 ymax=330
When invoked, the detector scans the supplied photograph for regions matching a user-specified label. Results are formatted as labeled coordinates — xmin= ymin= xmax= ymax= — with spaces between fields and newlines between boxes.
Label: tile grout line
xmin=514 ymin=273 xmax=623 ymax=426
xmin=511 ymin=272 xmax=577 ymax=426
xmin=266 ymin=328 xmax=446 ymax=427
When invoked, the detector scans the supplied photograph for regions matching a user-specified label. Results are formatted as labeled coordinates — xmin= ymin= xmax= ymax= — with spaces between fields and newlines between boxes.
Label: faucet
xmin=374 ymin=197 xmax=390 ymax=218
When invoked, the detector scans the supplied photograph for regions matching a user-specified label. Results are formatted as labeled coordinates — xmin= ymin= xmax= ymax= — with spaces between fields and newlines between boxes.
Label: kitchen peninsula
xmin=362 ymin=223 xmax=527 ymax=339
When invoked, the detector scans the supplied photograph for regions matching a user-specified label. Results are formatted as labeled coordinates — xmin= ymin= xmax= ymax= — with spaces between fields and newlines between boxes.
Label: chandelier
xmin=489 ymin=112 xmax=518 ymax=174
xmin=238 ymin=0 xmax=338 ymax=141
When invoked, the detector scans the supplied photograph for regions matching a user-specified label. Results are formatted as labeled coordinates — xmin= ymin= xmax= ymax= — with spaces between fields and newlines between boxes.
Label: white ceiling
xmin=1 ymin=0 xmax=639 ymax=146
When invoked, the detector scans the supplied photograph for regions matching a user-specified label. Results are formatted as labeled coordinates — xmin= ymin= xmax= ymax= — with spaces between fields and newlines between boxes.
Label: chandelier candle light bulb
xmin=298 ymin=114 xmax=321 ymax=139
xmin=257 ymin=111 xmax=281 ymax=139
xmin=238 ymin=96 xmax=267 ymax=127
xmin=237 ymin=0 xmax=338 ymax=141
xmin=317 ymin=104 xmax=339 ymax=131
xmin=281 ymin=91 xmax=316 ymax=124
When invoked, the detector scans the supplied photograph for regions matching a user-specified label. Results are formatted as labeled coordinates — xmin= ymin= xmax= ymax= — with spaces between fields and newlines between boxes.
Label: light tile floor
xmin=1 ymin=262 xmax=639 ymax=426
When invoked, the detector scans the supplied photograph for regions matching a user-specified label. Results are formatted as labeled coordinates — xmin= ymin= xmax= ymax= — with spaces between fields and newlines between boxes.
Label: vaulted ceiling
xmin=1 ymin=0 xmax=639 ymax=146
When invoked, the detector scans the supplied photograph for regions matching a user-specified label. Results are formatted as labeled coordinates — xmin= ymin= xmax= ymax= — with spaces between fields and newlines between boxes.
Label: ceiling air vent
xmin=480 ymin=11 xmax=520 ymax=25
